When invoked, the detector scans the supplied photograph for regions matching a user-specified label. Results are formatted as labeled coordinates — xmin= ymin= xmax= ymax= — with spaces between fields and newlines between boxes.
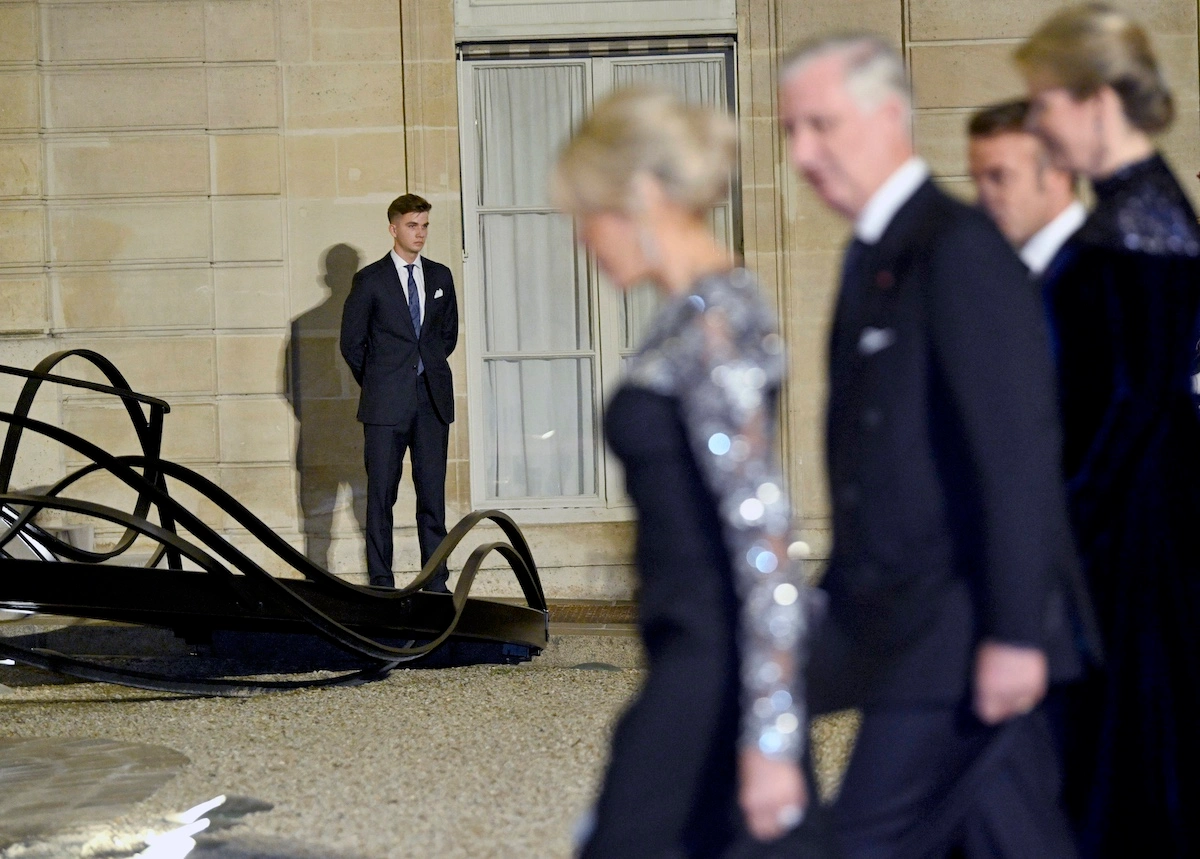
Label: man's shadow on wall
xmin=285 ymin=244 xmax=365 ymax=572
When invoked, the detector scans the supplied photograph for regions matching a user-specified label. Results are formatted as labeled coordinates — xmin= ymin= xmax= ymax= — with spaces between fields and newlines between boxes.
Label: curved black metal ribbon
xmin=0 ymin=354 xmax=548 ymax=695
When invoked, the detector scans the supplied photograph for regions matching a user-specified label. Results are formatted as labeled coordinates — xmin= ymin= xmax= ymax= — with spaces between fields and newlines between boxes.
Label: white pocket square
xmin=433 ymin=288 xmax=443 ymax=299
xmin=858 ymin=326 xmax=896 ymax=356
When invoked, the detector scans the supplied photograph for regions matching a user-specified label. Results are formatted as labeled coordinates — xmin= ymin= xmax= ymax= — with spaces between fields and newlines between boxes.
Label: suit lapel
xmin=856 ymin=182 xmax=935 ymax=330
xmin=831 ymin=240 xmax=876 ymax=367
xmin=422 ymin=263 xmax=440 ymax=331
xmin=831 ymin=181 xmax=936 ymax=386
xmin=865 ymin=180 xmax=933 ymax=297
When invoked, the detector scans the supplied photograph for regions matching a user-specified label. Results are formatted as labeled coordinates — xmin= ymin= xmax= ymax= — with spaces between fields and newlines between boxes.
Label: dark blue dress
xmin=1047 ymin=154 xmax=1200 ymax=858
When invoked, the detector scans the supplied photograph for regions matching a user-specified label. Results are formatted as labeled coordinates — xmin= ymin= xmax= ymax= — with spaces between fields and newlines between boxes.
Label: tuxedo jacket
xmin=814 ymin=179 xmax=1094 ymax=710
xmin=340 ymin=253 xmax=458 ymax=426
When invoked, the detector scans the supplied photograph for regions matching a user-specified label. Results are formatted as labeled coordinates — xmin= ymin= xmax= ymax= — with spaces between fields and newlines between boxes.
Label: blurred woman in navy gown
xmin=1017 ymin=5 xmax=1200 ymax=856
xmin=554 ymin=88 xmax=827 ymax=857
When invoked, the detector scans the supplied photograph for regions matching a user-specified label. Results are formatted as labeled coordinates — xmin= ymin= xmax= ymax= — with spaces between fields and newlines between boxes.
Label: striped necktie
xmin=405 ymin=264 xmax=424 ymax=374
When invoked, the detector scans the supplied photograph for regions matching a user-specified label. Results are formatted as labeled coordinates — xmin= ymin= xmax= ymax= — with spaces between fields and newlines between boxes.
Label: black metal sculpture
xmin=0 ymin=350 xmax=548 ymax=694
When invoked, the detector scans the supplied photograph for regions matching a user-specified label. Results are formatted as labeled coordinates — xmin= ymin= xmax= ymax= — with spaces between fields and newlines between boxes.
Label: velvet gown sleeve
xmin=1053 ymin=249 xmax=1200 ymax=531
xmin=1049 ymin=155 xmax=1200 ymax=540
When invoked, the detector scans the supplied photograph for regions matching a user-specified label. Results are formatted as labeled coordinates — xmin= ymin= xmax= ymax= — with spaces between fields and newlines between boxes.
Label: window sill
xmin=470 ymin=504 xmax=636 ymax=526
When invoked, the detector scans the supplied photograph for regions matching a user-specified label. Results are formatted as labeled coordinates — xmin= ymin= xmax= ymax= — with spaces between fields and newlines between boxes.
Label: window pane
xmin=474 ymin=64 xmax=586 ymax=208
xmin=481 ymin=212 xmax=590 ymax=353
xmin=618 ymin=284 xmax=661 ymax=353
xmin=483 ymin=358 xmax=597 ymax=499
xmin=617 ymin=206 xmax=731 ymax=355
xmin=611 ymin=58 xmax=726 ymax=109
xmin=710 ymin=203 xmax=730 ymax=248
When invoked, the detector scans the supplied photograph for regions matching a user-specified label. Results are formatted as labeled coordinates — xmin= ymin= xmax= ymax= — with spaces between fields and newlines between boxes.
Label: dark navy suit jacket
xmin=811 ymin=180 xmax=1094 ymax=711
xmin=339 ymin=253 xmax=458 ymax=426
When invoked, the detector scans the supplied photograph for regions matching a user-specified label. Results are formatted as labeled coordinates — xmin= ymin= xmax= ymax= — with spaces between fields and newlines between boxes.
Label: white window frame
xmin=454 ymin=0 xmax=736 ymax=41
xmin=458 ymin=44 xmax=739 ymax=522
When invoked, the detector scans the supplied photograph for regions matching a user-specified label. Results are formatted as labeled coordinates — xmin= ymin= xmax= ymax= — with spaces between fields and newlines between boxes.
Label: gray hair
xmin=780 ymin=34 xmax=911 ymax=115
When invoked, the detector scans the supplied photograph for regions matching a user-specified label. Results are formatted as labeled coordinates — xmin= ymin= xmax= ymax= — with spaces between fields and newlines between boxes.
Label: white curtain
xmin=470 ymin=55 xmax=730 ymax=500
xmin=611 ymin=59 xmax=732 ymax=356
xmin=611 ymin=58 xmax=726 ymax=107
xmin=475 ymin=64 xmax=586 ymax=208
xmin=484 ymin=359 xmax=595 ymax=498
xmin=474 ymin=64 xmax=596 ymax=499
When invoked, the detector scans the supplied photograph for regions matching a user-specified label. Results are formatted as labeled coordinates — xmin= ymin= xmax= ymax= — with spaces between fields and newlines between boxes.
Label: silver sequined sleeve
xmin=624 ymin=269 xmax=816 ymax=761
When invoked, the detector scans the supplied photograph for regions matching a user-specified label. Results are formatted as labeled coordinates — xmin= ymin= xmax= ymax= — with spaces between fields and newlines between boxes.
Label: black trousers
xmin=806 ymin=593 xmax=1075 ymax=857
xmin=830 ymin=705 xmax=1076 ymax=859
xmin=362 ymin=378 xmax=449 ymax=588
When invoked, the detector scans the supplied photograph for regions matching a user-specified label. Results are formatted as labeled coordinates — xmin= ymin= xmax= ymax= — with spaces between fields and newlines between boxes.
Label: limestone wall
xmin=0 ymin=0 xmax=1196 ymax=597
xmin=0 ymin=0 xmax=406 ymax=579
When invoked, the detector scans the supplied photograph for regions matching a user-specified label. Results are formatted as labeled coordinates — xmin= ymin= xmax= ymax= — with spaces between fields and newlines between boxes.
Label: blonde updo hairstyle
xmin=1015 ymin=3 xmax=1174 ymax=134
xmin=553 ymin=87 xmax=736 ymax=217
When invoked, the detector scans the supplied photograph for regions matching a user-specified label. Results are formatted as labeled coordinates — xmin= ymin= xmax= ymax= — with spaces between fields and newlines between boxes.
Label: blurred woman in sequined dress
xmin=1017 ymin=5 xmax=1200 ymax=856
xmin=553 ymin=89 xmax=829 ymax=858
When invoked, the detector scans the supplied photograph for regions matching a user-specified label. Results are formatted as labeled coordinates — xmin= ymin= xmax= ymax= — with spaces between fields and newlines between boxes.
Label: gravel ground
xmin=0 ymin=664 xmax=640 ymax=859
xmin=0 ymin=662 xmax=858 ymax=858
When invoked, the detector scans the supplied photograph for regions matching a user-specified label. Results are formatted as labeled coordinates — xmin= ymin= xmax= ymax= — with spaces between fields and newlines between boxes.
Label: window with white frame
xmin=458 ymin=39 xmax=738 ymax=515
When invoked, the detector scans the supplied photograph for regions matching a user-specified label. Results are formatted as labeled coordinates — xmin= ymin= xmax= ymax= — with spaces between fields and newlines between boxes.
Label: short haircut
xmin=779 ymin=34 xmax=911 ymax=114
xmin=968 ymin=100 xmax=1032 ymax=138
xmin=387 ymin=194 xmax=431 ymax=222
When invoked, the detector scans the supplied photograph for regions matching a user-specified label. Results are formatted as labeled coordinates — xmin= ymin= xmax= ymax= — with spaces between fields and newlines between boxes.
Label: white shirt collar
xmin=1019 ymin=201 xmax=1086 ymax=276
xmin=391 ymin=249 xmax=422 ymax=272
xmin=390 ymin=250 xmax=426 ymax=321
xmin=854 ymin=157 xmax=929 ymax=244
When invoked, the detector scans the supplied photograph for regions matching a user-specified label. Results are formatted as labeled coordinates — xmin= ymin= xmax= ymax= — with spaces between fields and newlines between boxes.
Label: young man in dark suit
xmin=340 ymin=194 xmax=458 ymax=592
xmin=778 ymin=35 xmax=1097 ymax=857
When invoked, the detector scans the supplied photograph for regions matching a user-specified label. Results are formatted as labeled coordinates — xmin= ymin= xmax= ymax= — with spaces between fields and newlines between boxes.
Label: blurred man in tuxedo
xmin=778 ymin=34 xmax=1095 ymax=858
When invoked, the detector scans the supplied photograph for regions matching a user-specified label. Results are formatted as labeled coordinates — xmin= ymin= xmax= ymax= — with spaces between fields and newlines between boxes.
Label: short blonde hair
xmin=552 ymin=87 xmax=736 ymax=215
xmin=1015 ymin=3 xmax=1173 ymax=133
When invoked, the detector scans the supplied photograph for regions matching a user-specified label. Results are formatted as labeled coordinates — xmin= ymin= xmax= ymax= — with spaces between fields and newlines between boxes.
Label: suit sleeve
xmin=340 ymin=270 xmax=370 ymax=385
xmin=926 ymin=215 xmax=1066 ymax=647
xmin=440 ymin=269 xmax=459 ymax=356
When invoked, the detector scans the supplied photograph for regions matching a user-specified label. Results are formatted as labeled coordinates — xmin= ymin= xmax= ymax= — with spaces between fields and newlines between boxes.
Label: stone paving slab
xmin=0 ymin=737 xmax=187 ymax=844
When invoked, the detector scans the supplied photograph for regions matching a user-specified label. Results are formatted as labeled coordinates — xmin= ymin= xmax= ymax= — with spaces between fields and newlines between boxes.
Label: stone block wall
xmin=0 ymin=0 xmax=1196 ymax=597
xmin=0 ymin=0 xmax=409 ymax=581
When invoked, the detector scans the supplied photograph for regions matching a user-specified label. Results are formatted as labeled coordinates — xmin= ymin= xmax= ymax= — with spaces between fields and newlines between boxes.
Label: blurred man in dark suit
xmin=778 ymin=34 xmax=1096 ymax=858
xmin=340 ymin=194 xmax=458 ymax=592
xmin=968 ymin=99 xmax=1085 ymax=278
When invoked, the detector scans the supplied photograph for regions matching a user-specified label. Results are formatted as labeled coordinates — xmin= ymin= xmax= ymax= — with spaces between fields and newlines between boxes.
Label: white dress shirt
xmin=1020 ymin=201 xmax=1087 ymax=277
xmin=855 ymin=157 xmax=930 ymax=244
xmin=390 ymin=249 xmax=426 ymax=325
